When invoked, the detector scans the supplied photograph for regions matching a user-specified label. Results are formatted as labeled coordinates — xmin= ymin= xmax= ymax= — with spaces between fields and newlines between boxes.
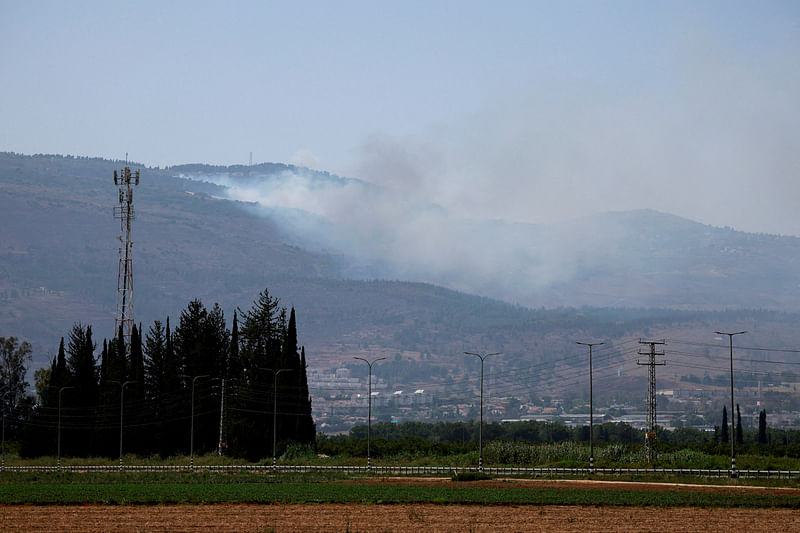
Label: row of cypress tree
xmin=24 ymin=288 xmax=315 ymax=461
xmin=717 ymin=404 xmax=769 ymax=445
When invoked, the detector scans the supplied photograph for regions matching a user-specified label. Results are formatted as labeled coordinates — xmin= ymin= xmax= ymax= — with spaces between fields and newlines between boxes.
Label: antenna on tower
xmin=113 ymin=161 xmax=140 ymax=356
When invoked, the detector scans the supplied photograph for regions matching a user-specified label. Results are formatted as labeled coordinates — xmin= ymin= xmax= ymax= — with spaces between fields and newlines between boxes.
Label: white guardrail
xmin=2 ymin=464 xmax=799 ymax=478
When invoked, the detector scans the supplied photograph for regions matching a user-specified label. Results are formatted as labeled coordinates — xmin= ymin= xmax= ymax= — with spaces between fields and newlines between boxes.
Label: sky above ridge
xmin=2 ymin=1 xmax=799 ymax=235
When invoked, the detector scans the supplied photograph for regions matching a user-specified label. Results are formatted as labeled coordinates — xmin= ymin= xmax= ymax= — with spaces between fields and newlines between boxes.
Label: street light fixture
xmin=56 ymin=386 xmax=74 ymax=471
xmin=715 ymin=330 xmax=746 ymax=475
xmin=110 ymin=380 xmax=135 ymax=471
xmin=354 ymin=356 xmax=386 ymax=470
xmin=1 ymin=394 xmax=4 ymax=472
xmin=259 ymin=368 xmax=293 ymax=467
xmin=1 ymin=387 xmax=12 ymax=472
xmin=463 ymin=351 xmax=501 ymax=471
xmin=181 ymin=375 xmax=209 ymax=469
xmin=576 ymin=341 xmax=604 ymax=472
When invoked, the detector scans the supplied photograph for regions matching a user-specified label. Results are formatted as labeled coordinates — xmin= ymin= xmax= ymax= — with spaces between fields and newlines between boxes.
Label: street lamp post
xmin=1 ymin=396 xmax=3 ymax=472
xmin=260 ymin=368 xmax=293 ymax=468
xmin=0 ymin=389 xmax=11 ymax=472
xmin=57 ymin=386 xmax=74 ymax=471
xmin=1 ymin=388 xmax=11 ymax=472
xmin=1 ymin=393 xmax=4 ymax=472
xmin=181 ymin=375 xmax=209 ymax=469
xmin=354 ymin=356 xmax=386 ymax=470
xmin=464 ymin=351 xmax=501 ymax=471
xmin=715 ymin=330 xmax=746 ymax=475
xmin=110 ymin=380 xmax=135 ymax=471
xmin=577 ymin=341 xmax=604 ymax=472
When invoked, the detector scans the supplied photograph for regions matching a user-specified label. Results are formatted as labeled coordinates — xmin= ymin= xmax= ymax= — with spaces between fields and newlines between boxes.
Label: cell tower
xmin=637 ymin=339 xmax=665 ymax=464
xmin=113 ymin=162 xmax=140 ymax=355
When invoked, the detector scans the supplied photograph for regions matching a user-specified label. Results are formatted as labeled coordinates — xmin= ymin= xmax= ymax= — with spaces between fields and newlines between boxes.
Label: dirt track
xmin=346 ymin=476 xmax=800 ymax=495
xmin=2 ymin=478 xmax=799 ymax=532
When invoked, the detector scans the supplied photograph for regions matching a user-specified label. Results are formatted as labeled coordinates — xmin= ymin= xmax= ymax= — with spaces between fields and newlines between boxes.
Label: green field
xmin=0 ymin=472 xmax=797 ymax=508
xmin=0 ymin=483 xmax=796 ymax=508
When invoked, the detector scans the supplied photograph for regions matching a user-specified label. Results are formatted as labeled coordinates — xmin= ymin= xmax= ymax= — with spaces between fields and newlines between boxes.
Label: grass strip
xmin=0 ymin=483 xmax=797 ymax=508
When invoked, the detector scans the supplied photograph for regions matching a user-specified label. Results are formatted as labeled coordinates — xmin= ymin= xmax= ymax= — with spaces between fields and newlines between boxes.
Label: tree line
xmin=318 ymin=418 xmax=800 ymax=460
xmin=20 ymin=288 xmax=314 ymax=461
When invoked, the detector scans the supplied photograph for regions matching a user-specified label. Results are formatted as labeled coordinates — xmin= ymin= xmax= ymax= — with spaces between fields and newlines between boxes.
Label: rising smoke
xmin=184 ymin=26 xmax=799 ymax=307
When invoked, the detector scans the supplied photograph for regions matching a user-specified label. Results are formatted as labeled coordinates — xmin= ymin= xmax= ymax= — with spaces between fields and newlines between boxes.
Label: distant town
xmin=308 ymin=366 xmax=800 ymax=435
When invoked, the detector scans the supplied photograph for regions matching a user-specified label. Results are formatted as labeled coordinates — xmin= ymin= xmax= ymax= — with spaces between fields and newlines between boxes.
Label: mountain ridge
xmin=3 ymin=152 xmax=800 ymax=383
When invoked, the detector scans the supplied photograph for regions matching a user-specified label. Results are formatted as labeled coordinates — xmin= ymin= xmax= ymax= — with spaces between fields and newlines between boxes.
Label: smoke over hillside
xmin=179 ymin=168 xmax=800 ymax=311
xmin=182 ymin=169 xmax=613 ymax=304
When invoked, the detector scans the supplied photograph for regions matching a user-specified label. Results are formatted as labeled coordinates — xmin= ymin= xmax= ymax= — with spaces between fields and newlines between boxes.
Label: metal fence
xmin=2 ymin=464 xmax=799 ymax=478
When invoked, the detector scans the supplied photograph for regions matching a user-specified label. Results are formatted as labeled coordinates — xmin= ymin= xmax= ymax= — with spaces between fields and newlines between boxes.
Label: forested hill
xmin=0 ymin=152 xmax=339 ymax=360
xmin=3 ymin=152 xmax=800 ymax=389
xmin=170 ymin=160 xmax=800 ymax=312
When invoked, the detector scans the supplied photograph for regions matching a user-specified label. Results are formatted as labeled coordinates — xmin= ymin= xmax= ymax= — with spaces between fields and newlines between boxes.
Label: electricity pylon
xmin=637 ymin=339 xmax=665 ymax=464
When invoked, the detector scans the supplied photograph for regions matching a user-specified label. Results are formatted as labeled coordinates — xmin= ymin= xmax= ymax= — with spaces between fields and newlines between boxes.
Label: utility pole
xmin=464 ymin=351 xmax=501 ymax=471
xmin=637 ymin=339 xmax=666 ymax=464
xmin=217 ymin=378 xmax=225 ymax=456
xmin=716 ymin=330 xmax=746 ymax=475
xmin=110 ymin=380 xmax=135 ymax=471
xmin=576 ymin=342 xmax=603 ymax=472
xmin=1 ymin=387 xmax=10 ymax=472
xmin=1 ymin=399 xmax=3 ymax=472
xmin=354 ymin=357 xmax=386 ymax=470
xmin=181 ymin=375 xmax=209 ymax=469
xmin=260 ymin=368 xmax=293 ymax=468
xmin=56 ymin=386 xmax=74 ymax=471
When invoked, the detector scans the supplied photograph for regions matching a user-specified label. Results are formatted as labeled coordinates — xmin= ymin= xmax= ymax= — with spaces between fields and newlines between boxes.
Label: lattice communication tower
xmin=113 ymin=164 xmax=139 ymax=355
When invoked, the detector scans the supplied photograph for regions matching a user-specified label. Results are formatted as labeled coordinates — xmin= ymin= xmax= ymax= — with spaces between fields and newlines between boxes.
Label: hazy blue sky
xmin=2 ymin=1 xmax=799 ymax=234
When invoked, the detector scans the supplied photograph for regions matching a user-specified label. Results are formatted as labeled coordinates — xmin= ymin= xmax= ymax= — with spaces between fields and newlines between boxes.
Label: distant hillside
xmin=175 ymin=162 xmax=800 ymax=311
xmin=0 ymin=153 xmax=339 ymax=359
xmin=3 ymin=153 xmax=800 ymax=397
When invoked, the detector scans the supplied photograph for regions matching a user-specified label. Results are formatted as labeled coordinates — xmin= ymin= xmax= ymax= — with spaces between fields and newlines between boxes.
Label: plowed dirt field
xmin=3 ymin=478 xmax=799 ymax=532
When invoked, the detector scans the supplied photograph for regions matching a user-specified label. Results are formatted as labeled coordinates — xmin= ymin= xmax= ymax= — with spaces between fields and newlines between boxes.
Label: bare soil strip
xmin=3 ymin=478 xmax=799 ymax=531
xmin=2 ymin=504 xmax=799 ymax=532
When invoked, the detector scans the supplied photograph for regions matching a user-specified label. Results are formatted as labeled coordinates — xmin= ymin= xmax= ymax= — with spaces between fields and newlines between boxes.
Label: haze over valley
xmin=2 ymin=3 xmax=800 ymax=432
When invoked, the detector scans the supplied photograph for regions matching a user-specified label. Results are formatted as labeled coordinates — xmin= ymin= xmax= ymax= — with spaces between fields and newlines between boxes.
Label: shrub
xmin=451 ymin=471 xmax=491 ymax=481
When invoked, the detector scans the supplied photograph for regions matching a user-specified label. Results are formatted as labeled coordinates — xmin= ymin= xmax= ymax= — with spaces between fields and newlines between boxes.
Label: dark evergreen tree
xmin=161 ymin=316 xmax=184 ymax=455
xmin=227 ymin=311 xmax=241 ymax=381
xmin=173 ymin=300 xmax=228 ymax=455
xmin=95 ymin=327 xmax=126 ymax=456
xmin=22 ymin=337 xmax=70 ymax=457
xmin=94 ymin=338 xmax=114 ymax=456
xmin=21 ymin=289 xmax=313 ymax=460
xmin=205 ymin=304 xmax=229 ymax=379
xmin=238 ymin=289 xmax=283 ymax=372
xmin=99 ymin=340 xmax=108 ymax=389
xmin=280 ymin=307 xmax=314 ymax=445
xmin=0 ymin=337 xmax=33 ymax=444
xmin=144 ymin=321 xmax=167 ymax=404
xmin=144 ymin=319 xmax=174 ymax=456
xmin=52 ymin=337 xmax=68 ymax=396
xmin=231 ymin=289 xmax=285 ymax=460
xmin=65 ymin=323 xmax=98 ymax=455
xmin=198 ymin=303 xmax=228 ymax=454
xmin=127 ymin=324 xmax=146 ymax=453
xmin=130 ymin=324 xmax=145 ymax=394
xmin=106 ymin=326 xmax=127 ymax=384
xmin=720 ymin=406 xmax=729 ymax=444
xmin=758 ymin=409 xmax=767 ymax=444
xmin=296 ymin=346 xmax=316 ymax=444
xmin=736 ymin=404 xmax=743 ymax=445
